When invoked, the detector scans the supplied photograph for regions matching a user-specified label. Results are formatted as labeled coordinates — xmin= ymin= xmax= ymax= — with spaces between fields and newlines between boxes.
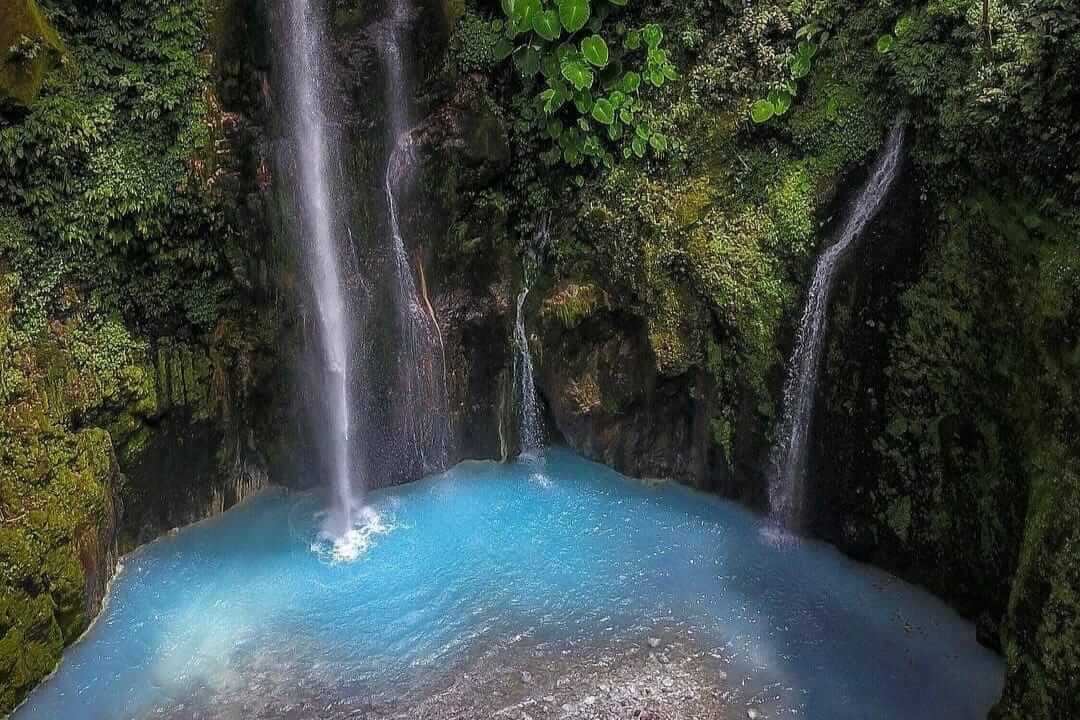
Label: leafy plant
xmin=494 ymin=0 xmax=677 ymax=168
xmin=750 ymin=22 xmax=825 ymax=125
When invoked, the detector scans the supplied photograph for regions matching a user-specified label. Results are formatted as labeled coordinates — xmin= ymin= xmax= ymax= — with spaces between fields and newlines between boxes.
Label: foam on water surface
xmin=312 ymin=505 xmax=395 ymax=564
xmin=15 ymin=450 xmax=1002 ymax=719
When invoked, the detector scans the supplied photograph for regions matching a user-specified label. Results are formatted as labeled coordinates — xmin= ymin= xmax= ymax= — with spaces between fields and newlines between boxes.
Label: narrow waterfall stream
xmin=281 ymin=0 xmax=356 ymax=534
xmin=380 ymin=0 xmax=450 ymax=474
xmin=513 ymin=289 xmax=542 ymax=456
xmin=513 ymin=224 xmax=546 ymax=457
xmin=769 ymin=123 xmax=906 ymax=531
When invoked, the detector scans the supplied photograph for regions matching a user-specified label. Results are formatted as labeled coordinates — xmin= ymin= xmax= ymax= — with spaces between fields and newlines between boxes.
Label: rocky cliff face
xmin=815 ymin=180 xmax=1080 ymax=717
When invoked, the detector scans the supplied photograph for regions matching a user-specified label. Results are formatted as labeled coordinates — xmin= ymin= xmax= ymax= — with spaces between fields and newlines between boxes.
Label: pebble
xmin=747 ymin=708 xmax=762 ymax=719
xmin=647 ymin=637 xmax=661 ymax=648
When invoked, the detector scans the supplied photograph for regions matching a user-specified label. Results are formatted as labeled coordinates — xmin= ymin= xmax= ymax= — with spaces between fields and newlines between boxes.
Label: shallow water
xmin=16 ymin=450 xmax=1002 ymax=719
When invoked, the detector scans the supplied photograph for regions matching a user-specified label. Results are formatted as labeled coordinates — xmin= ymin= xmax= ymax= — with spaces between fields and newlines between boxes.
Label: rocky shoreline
xmin=162 ymin=629 xmax=757 ymax=720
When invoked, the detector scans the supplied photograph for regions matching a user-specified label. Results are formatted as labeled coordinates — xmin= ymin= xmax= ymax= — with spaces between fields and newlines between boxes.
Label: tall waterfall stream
xmin=281 ymin=0 xmax=356 ymax=535
xmin=769 ymin=123 xmax=907 ymax=531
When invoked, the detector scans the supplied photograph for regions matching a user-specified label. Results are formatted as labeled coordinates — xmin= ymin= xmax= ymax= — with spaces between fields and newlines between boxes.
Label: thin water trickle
xmin=281 ymin=0 xmax=357 ymax=534
xmin=769 ymin=123 xmax=906 ymax=532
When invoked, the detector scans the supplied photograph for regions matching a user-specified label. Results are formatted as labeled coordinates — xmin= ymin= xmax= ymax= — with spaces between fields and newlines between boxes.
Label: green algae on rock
xmin=0 ymin=0 xmax=64 ymax=107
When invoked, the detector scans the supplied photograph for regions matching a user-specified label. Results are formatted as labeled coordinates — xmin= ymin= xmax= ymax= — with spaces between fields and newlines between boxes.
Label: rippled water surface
xmin=16 ymin=450 xmax=1002 ymax=719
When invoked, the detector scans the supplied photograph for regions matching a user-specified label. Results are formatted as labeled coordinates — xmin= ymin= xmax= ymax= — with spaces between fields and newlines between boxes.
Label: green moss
xmin=671 ymin=177 xmax=715 ymax=228
xmin=993 ymin=452 xmax=1080 ymax=719
xmin=0 ymin=591 xmax=64 ymax=711
xmin=0 ymin=280 xmax=148 ymax=714
xmin=0 ymin=0 xmax=64 ymax=106
xmin=540 ymin=282 xmax=603 ymax=330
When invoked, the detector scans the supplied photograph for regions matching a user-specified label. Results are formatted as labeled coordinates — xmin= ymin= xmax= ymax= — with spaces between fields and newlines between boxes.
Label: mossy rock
xmin=0 ymin=0 xmax=64 ymax=107
xmin=0 ymin=591 xmax=64 ymax=712
xmin=992 ymin=454 xmax=1080 ymax=719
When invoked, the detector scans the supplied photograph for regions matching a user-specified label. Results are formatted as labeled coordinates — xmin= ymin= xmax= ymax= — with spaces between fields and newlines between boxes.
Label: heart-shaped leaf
xmin=531 ymin=9 xmax=561 ymax=41
xmin=558 ymin=0 xmax=591 ymax=33
xmin=561 ymin=56 xmax=595 ymax=90
xmin=591 ymin=98 xmax=615 ymax=124
xmin=789 ymin=54 xmax=811 ymax=79
xmin=876 ymin=34 xmax=895 ymax=54
xmin=493 ymin=38 xmax=515 ymax=61
xmin=581 ymin=35 xmax=610 ymax=67
xmin=514 ymin=46 xmax=541 ymax=77
xmin=767 ymin=89 xmax=793 ymax=116
xmin=574 ymin=88 xmax=594 ymax=113
xmin=750 ymin=99 xmax=776 ymax=124
xmin=504 ymin=0 xmax=538 ymax=27
xmin=642 ymin=23 xmax=663 ymax=49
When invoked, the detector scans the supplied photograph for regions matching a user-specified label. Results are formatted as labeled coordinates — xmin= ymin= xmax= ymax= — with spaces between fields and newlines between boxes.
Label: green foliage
xmin=494 ymin=0 xmax=677 ymax=168
xmin=876 ymin=1 xmax=1080 ymax=202
xmin=750 ymin=22 xmax=823 ymax=125
xmin=0 ymin=0 xmax=236 ymax=333
xmin=449 ymin=10 xmax=503 ymax=73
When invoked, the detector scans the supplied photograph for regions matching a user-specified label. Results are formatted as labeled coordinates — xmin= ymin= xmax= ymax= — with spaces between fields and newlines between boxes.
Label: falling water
xmin=769 ymin=123 xmax=906 ymax=531
xmin=280 ymin=0 xmax=355 ymax=534
xmin=513 ymin=221 xmax=547 ymax=457
xmin=379 ymin=0 xmax=450 ymax=474
xmin=513 ymin=287 xmax=543 ymax=456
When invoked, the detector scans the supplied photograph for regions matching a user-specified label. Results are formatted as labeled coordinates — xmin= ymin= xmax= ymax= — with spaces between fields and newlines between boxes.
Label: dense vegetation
xmin=0 ymin=0 xmax=280 ymax=709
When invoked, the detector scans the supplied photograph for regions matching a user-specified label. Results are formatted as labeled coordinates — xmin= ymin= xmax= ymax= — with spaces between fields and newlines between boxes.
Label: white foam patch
xmin=312 ymin=506 xmax=394 ymax=564
xmin=759 ymin=521 xmax=800 ymax=549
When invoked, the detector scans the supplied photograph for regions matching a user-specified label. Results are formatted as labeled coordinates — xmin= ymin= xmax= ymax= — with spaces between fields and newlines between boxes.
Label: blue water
xmin=16 ymin=450 xmax=1002 ymax=719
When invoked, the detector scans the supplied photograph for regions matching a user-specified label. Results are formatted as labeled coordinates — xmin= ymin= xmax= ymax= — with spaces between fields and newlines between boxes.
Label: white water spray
xmin=769 ymin=123 xmax=906 ymax=531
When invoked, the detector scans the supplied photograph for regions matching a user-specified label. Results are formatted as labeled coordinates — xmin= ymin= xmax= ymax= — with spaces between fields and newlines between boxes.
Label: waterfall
xmin=514 ymin=221 xmax=547 ymax=458
xmin=768 ymin=123 xmax=906 ymax=531
xmin=514 ymin=288 xmax=543 ymax=456
xmin=379 ymin=0 xmax=450 ymax=475
xmin=280 ymin=0 xmax=357 ymax=535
